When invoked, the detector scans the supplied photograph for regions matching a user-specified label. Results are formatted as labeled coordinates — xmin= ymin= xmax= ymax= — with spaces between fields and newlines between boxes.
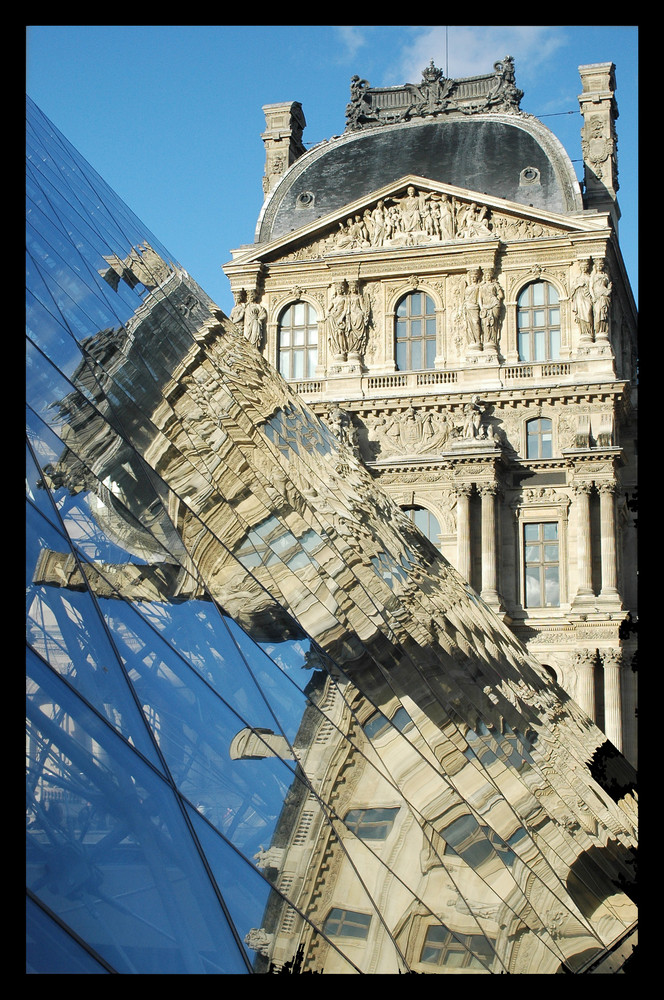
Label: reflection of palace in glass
xmin=26 ymin=82 xmax=636 ymax=974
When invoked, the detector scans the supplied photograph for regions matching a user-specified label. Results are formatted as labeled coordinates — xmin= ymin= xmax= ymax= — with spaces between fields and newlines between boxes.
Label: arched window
xmin=278 ymin=301 xmax=318 ymax=380
xmin=526 ymin=417 xmax=553 ymax=458
xmin=517 ymin=281 xmax=560 ymax=361
xmin=395 ymin=291 xmax=436 ymax=371
xmin=403 ymin=505 xmax=441 ymax=547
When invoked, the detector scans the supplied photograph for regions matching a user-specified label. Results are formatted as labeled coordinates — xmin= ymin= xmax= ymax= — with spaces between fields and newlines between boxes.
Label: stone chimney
xmin=260 ymin=101 xmax=306 ymax=199
xmin=578 ymin=63 xmax=620 ymax=228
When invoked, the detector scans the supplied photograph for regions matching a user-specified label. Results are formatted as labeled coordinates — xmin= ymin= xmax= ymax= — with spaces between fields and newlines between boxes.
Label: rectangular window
xmin=420 ymin=926 xmax=494 ymax=969
xmin=524 ymin=522 xmax=559 ymax=607
xmin=324 ymin=908 xmax=372 ymax=939
xmin=344 ymin=807 xmax=400 ymax=840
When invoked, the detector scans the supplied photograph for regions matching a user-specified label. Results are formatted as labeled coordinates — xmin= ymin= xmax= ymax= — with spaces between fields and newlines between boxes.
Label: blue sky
xmin=26 ymin=25 xmax=638 ymax=315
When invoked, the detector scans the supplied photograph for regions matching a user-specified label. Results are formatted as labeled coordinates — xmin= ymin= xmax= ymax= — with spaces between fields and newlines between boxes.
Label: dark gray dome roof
xmin=257 ymin=114 xmax=582 ymax=244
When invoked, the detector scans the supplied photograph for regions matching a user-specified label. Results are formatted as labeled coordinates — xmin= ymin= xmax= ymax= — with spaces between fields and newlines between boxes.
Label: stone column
xmin=597 ymin=481 xmax=620 ymax=601
xmin=572 ymin=482 xmax=594 ymax=603
xmin=479 ymin=483 xmax=499 ymax=606
xmin=455 ymin=484 xmax=473 ymax=583
xmin=575 ymin=648 xmax=597 ymax=721
xmin=601 ymin=649 xmax=623 ymax=751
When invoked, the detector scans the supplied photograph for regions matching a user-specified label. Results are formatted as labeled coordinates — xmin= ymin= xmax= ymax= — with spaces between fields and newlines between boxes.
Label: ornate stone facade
xmin=224 ymin=59 xmax=637 ymax=774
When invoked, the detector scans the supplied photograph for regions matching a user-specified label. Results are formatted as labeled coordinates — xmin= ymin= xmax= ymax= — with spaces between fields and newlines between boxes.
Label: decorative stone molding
xmin=344 ymin=57 xmax=523 ymax=132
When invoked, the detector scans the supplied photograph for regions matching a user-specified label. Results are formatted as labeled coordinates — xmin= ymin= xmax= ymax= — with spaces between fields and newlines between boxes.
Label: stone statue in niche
xmin=572 ymin=258 xmax=612 ymax=344
xmin=571 ymin=260 xmax=595 ymax=342
xmin=324 ymin=279 xmax=372 ymax=363
xmin=242 ymin=290 xmax=267 ymax=349
xmin=478 ymin=268 xmax=504 ymax=348
xmin=230 ymin=288 xmax=247 ymax=329
xmin=326 ymin=280 xmax=349 ymax=360
xmin=462 ymin=269 xmax=483 ymax=349
xmin=591 ymin=258 xmax=612 ymax=340
xmin=346 ymin=279 xmax=372 ymax=357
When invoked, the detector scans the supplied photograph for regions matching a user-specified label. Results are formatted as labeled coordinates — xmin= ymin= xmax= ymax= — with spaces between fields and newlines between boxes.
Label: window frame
xmin=277 ymin=299 xmax=319 ymax=381
xmin=516 ymin=280 xmax=561 ymax=363
xmin=394 ymin=290 xmax=437 ymax=372
xmin=525 ymin=416 xmax=554 ymax=459
xmin=323 ymin=907 xmax=372 ymax=941
xmin=523 ymin=520 xmax=561 ymax=609
xmin=515 ymin=499 xmax=569 ymax=612
xmin=402 ymin=504 xmax=443 ymax=547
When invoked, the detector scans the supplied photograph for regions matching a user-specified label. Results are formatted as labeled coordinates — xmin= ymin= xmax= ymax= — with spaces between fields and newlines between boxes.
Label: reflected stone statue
xmin=245 ymin=928 xmax=273 ymax=956
xmin=243 ymin=289 xmax=267 ymax=349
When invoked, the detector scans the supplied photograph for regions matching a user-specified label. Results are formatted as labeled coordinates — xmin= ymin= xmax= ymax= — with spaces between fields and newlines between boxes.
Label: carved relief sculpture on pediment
xmin=326 ymin=189 xmax=495 ymax=253
xmin=270 ymin=194 xmax=568 ymax=269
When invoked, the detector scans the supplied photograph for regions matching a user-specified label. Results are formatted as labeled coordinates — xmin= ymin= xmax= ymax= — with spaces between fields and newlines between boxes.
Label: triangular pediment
xmin=226 ymin=175 xmax=608 ymax=268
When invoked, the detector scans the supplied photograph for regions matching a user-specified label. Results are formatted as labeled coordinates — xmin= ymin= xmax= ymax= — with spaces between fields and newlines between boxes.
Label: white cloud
xmin=334 ymin=26 xmax=368 ymax=62
xmin=385 ymin=25 xmax=568 ymax=86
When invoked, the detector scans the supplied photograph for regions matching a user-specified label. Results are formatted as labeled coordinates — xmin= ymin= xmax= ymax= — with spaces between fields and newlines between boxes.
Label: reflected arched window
xmin=526 ymin=417 xmax=553 ymax=458
xmin=278 ymin=301 xmax=318 ymax=380
xmin=403 ymin=505 xmax=441 ymax=546
xmin=395 ymin=291 xmax=436 ymax=371
xmin=517 ymin=281 xmax=560 ymax=361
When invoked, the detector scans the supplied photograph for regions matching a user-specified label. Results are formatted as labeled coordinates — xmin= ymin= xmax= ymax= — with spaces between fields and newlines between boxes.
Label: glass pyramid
xmin=26 ymin=96 xmax=637 ymax=974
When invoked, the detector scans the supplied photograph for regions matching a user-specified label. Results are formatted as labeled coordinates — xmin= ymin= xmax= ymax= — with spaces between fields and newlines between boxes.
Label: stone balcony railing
xmin=288 ymin=360 xmax=580 ymax=399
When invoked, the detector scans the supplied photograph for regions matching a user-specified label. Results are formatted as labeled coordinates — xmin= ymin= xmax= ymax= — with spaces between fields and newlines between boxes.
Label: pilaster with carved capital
xmin=478 ymin=482 xmax=501 ymax=607
xmin=571 ymin=482 xmax=594 ymax=604
xmin=454 ymin=483 xmax=474 ymax=582
xmin=596 ymin=480 xmax=621 ymax=605
xmin=600 ymin=648 xmax=623 ymax=751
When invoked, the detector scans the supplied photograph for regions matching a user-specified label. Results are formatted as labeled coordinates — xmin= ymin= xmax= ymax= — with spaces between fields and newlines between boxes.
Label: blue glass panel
xmin=26 ymin=650 xmax=249 ymax=973
xmin=26 ymin=896 xmax=110 ymax=973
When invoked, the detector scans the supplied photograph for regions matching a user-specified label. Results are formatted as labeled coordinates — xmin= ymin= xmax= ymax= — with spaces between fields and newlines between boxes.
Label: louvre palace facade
xmin=224 ymin=59 xmax=638 ymax=768
xmin=26 ymin=57 xmax=637 ymax=977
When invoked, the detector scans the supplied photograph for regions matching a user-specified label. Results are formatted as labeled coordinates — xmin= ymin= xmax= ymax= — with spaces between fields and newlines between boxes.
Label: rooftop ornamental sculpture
xmin=345 ymin=57 xmax=524 ymax=132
